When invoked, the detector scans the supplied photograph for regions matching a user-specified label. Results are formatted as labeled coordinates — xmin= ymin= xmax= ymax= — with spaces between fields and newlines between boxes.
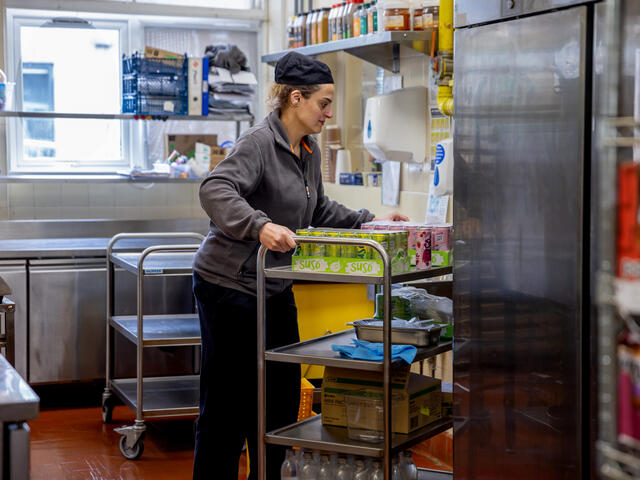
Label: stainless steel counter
xmin=0 ymin=354 xmax=39 ymax=422
xmin=0 ymin=237 xmax=202 ymax=259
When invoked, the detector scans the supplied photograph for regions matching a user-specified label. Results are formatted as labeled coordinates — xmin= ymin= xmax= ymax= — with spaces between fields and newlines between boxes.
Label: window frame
xmin=5 ymin=10 xmax=132 ymax=173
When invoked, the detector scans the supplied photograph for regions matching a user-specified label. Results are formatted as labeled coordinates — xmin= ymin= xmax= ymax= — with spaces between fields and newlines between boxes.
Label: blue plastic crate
xmin=122 ymin=94 xmax=188 ymax=116
xmin=123 ymin=73 xmax=187 ymax=97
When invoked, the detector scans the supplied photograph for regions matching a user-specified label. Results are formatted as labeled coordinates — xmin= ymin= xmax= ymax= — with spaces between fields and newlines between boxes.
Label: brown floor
xmin=30 ymin=405 xmax=248 ymax=480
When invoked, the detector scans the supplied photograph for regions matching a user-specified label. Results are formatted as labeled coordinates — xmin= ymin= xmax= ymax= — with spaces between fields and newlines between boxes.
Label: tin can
xmin=355 ymin=231 xmax=371 ymax=259
xmin=432 ymin=226 xmax=451 ymax=251
xmin=340 ymin=231 xmax=357 ymax=258
xmin=370 ymin=232 xmax=389 ymax=259
xmin=416 ymin=227 xmax=432 ymax=270
xmin=309 ymin=230 xmax=326 ymax=257
xmin=360 ymin=222 xmax=376 ymax=230
xmin=296 ymin=229 xmax=311 ymax=256
xmin=324 ymin=230 xmax=341 ymax=257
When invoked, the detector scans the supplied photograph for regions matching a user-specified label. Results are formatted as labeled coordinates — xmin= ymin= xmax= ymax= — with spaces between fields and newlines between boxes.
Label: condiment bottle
xmin=305 ymin=9 xmax=314 ymax=46
xmin=412 ymin=1 xmax=424 ymax=30
xmin=318 ymin=8 xmax=330 ymax=44
xmin=335 ymin=2 xmax=346 ymax=40
xmin=344 ymin=0 xmax=356 ymax=38
xmin=286 ymin=14 xmax=296 ymax=48
xmin=368 ymin=1 xmax=378 ymax=34
xmin=353 ymin=5 xmax=362 ymax=37
xmin=361 ymin=3 xmax=370 ymax=35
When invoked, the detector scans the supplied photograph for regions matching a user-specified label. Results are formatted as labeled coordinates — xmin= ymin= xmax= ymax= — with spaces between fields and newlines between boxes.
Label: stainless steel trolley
xmin=257 ymin=235 xmax=454 ymax=480
xmin=102 ymin=232 xmax=204 ymax=460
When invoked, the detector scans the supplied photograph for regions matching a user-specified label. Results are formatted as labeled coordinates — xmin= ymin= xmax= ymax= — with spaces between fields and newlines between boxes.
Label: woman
xmin=192 ymin=51 xmax=407 ymax=479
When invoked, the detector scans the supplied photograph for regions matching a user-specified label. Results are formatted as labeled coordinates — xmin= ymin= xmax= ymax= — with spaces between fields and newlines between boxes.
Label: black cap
xmin=274 ymin=52 xmax=334 ymax=86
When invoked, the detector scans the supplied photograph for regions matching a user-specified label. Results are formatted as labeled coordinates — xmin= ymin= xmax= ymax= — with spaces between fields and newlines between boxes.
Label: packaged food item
xmin=431 ymin=225 xmax=451 ymax=267
xmin=344 ymin=0 xmax=356 ymax=38
xmin=415 ymin=227 xmax=432 ymax=270
xmin=382 ymin=0 xmax=411 ymax=31
xmin=406 ymin=224 xmax=420 ymax=266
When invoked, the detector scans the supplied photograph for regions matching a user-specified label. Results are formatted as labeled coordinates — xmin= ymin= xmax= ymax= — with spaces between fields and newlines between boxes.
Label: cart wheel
xmin=102 ymin=403 xmax=113 ymax=424
xmin=119 ymin=435 xmax=144 ymax=460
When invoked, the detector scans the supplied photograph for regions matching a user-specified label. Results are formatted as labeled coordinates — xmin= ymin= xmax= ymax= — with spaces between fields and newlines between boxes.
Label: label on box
xmin=292 ymin=256 xmax=407 ymax=276
xmin=163 ymin=101 xmax=175 ymax=112
xmin=431 ymin=250 xmax=451 ymax=267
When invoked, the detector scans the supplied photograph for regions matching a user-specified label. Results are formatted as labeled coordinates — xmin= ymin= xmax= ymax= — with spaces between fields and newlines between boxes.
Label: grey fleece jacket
xmin=194 ymin=109 xmax=375 ymax=297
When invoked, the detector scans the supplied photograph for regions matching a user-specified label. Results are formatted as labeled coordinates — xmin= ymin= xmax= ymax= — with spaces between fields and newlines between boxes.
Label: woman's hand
xmin=259 ymin=222 xmax=297 ymax=252
xmin=372 ymin=211 xmax=409 ymax=222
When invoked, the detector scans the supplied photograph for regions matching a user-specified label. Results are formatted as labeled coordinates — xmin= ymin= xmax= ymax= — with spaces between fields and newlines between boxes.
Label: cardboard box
xmin=322 ymin=367 xmax=442 ymax=434
xmin=144 ymin=46 xmax=184 ymax=60
xmin=209 ymin=146 xmax=229 ymax=171
xmin=164 ymin=134 xmax=218 ymax=161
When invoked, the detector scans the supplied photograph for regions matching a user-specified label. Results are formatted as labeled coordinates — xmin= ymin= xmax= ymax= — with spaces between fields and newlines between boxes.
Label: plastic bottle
xmin=306 ymin=10 xmax=315 ymax=46
xmin=281 ymin=449 xmax=299 ymax=480
xmin=328 ymin=5 xmax=336 ymax=41
xmin=317 ymin=454 xmax=333 ymax=480
xmin=300 ymin=451 xmax=319 ymax=480
xmin=318 ymin=8 xmax=330 ymax=43
xmin=298 ymin=11 xmax=308 ymax=47
xmin=360 ymin=4 xmax=370 ymax=35
xmin=344 ymin=0 xmax=356 ymax=38
xmin=336 ymin=456 xmax=354 ymax=480
xmin=401 ymin=451 xmax=417 ymax=480
xmin=336 ymin=2 xmax=347 ymax=39
xmin=353 ymin=5 xmax=361 ymax=37
xmin=287 ymin=15 xmax=296 ymax=48
xmin=370 ymin=461 xmax=383 ymax=480
xmin=353 ymin=459 xmax=370 ymax=480
xmin=368 ymin=1 xmax=378 ymax=34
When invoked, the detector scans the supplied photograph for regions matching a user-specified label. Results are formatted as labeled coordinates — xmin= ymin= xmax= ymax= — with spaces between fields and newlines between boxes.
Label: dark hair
xmin=267 ymin=83 xmax=321 ymax=110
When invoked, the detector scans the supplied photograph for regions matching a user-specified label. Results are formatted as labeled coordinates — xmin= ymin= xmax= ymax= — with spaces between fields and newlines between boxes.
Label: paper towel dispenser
xmin=363 ymin=86 xmax=430 ymax=163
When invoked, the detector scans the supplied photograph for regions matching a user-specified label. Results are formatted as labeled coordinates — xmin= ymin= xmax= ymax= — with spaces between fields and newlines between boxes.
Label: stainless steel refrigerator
xmin=453 ymin=1 xmax=599 ymax=478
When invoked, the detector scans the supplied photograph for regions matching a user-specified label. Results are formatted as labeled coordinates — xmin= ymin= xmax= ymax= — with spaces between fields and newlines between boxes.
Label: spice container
xmin=382 ymin=0 xmax=411 ymax=31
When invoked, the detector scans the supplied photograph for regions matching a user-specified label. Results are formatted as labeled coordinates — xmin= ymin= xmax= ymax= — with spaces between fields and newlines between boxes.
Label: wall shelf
xmin=261 ymin=31 xmax=434 ymax=73
xmin=0 ymin=111 xmax=254 ymax=122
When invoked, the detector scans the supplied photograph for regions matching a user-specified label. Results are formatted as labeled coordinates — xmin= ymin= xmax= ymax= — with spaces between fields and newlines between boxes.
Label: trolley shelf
xmin=110 ymin=251 xmax=196 ymax=275
xmin=264 ymin=265 xmax=453 ymax=285
xmin=110 ymin=314 xmax=200 ymax=347
xmin=265 ymin=414 xmax=453 ymax=457
xmin=110 ymin=376 xmax=199 ymax=419
xmin=266 ymin=329 xmax=452 ymax=371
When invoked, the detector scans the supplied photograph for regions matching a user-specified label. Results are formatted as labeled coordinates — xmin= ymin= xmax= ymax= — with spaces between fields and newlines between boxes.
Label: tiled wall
xmin=2 ymin=182 xmax=206 ymax=221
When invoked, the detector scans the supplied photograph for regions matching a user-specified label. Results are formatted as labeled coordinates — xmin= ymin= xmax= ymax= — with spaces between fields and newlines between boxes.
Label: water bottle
xmin=369 ymin=461 xmax=383 ymax=480
xmin=401 ymin=451 xmax=418 ymax=480
xmin=300 ymin=451 xmax=319 ymax=480
xmin=318 ymin=454 xmax=333 ymax=480
xmin=336 ymin=456 xmax=354 ymax=480
xmin=281 ymin=449 xmax=299 ymax=480
xmin=353 ymin=459 xmax=370 ymax=480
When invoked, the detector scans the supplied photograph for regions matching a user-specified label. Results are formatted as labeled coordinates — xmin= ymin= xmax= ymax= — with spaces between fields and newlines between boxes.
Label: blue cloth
xmin=332 ymin=339 xmax=417 ymax=364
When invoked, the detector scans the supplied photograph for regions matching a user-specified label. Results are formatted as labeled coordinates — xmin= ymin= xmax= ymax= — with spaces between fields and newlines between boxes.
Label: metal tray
xmin=351 ymin=319 xmax=443 ymax=347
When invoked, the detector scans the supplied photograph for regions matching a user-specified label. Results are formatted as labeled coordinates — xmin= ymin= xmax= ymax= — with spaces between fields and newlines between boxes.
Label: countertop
xmin=0 ymin=237 xmax=203 ymax=259
xmin=0 ymin=354 xmax=39 ymax=422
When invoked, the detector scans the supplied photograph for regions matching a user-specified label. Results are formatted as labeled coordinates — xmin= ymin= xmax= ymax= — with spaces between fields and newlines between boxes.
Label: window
xmin=7 ymin=13 xmax=129 ymax=172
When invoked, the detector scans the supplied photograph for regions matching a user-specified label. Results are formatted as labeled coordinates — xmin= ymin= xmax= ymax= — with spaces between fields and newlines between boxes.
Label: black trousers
xmin=192 ymin=271 xmax=301 ymax=480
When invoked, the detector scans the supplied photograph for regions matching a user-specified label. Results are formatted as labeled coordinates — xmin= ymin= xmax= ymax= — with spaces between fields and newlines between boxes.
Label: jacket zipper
xmin=291 ymin=143 xmax=311 ymax=202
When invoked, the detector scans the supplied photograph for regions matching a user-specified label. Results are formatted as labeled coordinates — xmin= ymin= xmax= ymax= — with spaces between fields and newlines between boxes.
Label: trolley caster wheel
xmin=119 ymin=435 xmax=144 ymax=460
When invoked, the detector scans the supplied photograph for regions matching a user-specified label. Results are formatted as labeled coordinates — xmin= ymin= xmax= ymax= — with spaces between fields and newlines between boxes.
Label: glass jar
xmin=413 ymin=4 xmax=424 ymax=30
xmin=422 ymin=0 xmax=439 ymax=30
xmin=382 ymin=1 xmax=410 ymax=31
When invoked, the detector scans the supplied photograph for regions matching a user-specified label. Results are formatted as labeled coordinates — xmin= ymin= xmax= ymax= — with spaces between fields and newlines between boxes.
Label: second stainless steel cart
xmin=102 ymin=232 xmax=204 ymax=460
xmin=257 ymin=236 xmax=454 ymax=480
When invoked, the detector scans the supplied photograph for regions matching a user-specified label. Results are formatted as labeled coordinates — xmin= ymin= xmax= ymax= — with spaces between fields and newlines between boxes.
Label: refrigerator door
xmin=453 ymin=6 xmax=587 ymax=479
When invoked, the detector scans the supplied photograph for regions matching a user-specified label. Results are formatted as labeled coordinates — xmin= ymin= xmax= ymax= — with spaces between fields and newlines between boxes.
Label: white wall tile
xmin=89 ymin=184 xmax=116 ymax=210
xmin=34 ymin=184 xmax=62 ymax=208
xmin=0 ymin=184 xmax=7 ymax=209
xmin=88 ymin=206 xmax=116 ymax=219
xmin=8 ymin=184 xmax=34 ymax=209
xmin=9 ymin=206 xmax=35 ymax=220
xmin=0 ymin=207 xmax=8 ymax=220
